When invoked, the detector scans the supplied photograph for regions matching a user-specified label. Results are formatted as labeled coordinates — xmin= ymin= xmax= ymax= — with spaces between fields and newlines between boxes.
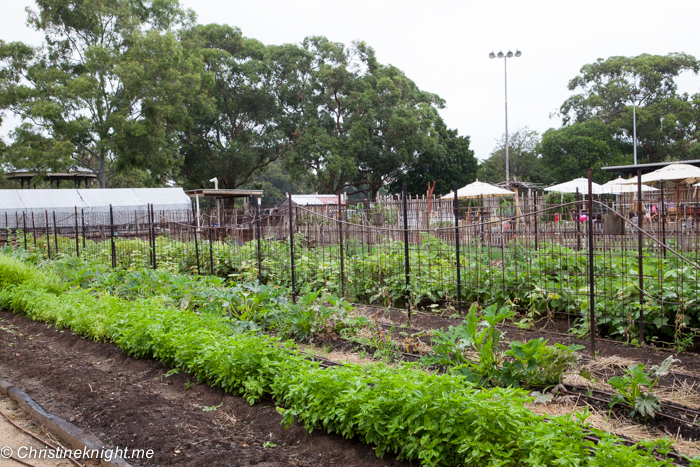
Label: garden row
xmin=0 ymin=251 xmax=695 ymax=466
xmin=14 ymin=231 xmax=700 ymax=345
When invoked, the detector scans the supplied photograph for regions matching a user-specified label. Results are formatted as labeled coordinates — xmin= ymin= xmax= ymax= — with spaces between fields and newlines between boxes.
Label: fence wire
xmin=2 ymin=185 xmax=699 ymax=352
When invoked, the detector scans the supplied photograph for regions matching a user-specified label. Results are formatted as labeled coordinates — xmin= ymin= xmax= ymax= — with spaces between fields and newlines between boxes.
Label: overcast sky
xmin=1 ymin=0 xmax=699 ymax=162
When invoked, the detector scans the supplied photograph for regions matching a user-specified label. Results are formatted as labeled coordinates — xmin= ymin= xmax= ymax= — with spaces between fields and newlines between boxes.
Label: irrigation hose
xmin=0 ymin=409 xmax=83 ymax=467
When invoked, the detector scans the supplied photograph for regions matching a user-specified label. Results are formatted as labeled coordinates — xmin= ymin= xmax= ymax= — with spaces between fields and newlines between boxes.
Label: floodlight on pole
xmin=489 ymin=49 xmax=522 ymax=183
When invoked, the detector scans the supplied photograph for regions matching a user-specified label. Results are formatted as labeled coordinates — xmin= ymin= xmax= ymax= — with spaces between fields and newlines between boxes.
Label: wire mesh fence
xmin=2 ymin=179 xmax=700 ymax=352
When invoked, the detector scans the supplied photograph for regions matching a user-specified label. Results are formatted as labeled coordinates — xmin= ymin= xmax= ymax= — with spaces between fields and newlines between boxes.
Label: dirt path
xmin=0 ymin=311 xmax=410 ymax=467
xmin=0 ymin=394 xmax=82 ymax=467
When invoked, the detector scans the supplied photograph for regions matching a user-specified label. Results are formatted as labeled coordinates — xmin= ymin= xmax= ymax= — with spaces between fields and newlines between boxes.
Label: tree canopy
xmin=390 ymin=117 xmax=477 ymax=195
xmin=0 ymin=0 xmax=202 ymax=187
xmin=559 ymin=53 xmax=700 ymax=164
xmin=538 ymin=120 xmax=626 ymax=184
xmin=477 ymin=128 xmax=547 ymax=184
xmin=177 ymin=24 xmax=284 ymax=190
xmin=278 ymin=38 xmax=446 ymax=198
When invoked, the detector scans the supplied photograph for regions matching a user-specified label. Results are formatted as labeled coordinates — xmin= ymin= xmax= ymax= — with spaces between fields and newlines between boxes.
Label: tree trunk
xmin=98 ymin=155 xmax=106 ymax=188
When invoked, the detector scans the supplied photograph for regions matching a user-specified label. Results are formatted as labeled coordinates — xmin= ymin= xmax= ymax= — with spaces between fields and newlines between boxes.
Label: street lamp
xmin=489 ymin=49 xmax=522 ymax=183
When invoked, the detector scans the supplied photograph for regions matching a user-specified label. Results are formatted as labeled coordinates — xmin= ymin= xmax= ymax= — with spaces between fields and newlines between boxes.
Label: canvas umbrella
xmin=440 ymin=179 xmax=515 ymax=199
xmin=543 ymin=177 xmax=604 ymax=195
xmin=618 ymin=163 xmax=700 ymax=184
xmin=599 ymin=177 xmax=658 ymax=194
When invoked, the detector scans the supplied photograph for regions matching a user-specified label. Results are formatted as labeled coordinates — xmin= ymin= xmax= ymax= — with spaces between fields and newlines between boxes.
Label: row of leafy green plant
xmin=423 ymin=304 xmax=584 ymax=389
xmin=41 ymin=253 xmax=366 ymax=344
xmin=8 ymin=230 xmax=700 ymax=347
xmin=422 ymin=303 xmax=681 ymax=421
xmin=0 ymin=252 xmax=695 ymax=466
xmin=53 ymin=251 xmax=690 ymax=423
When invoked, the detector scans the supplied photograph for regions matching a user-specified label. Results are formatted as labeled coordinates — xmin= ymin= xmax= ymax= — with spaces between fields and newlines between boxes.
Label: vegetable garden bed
xmin=0 ymin=252 xmax=698 ymax=466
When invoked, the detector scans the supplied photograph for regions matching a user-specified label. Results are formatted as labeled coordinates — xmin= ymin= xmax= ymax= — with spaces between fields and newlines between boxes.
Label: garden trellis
xmin=2 ymin=175 xmax=700 ymax=354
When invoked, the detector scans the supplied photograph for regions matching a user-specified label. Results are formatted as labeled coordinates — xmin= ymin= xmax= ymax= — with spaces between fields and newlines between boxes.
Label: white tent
xmin=440 ymin=180 xmax=514 ymax=199
xmin=599 ymin=177 xmax=658 ymax=194
xmin=619 ymin=163 xmax=700 ymax=184
xmin=543 ymin=178 xmax=604 ymax=195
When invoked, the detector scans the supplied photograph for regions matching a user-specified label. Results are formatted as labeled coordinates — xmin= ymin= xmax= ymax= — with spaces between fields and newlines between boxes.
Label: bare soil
xmin=0 ymin=311 xmax=411 ymax=467
xmin=353 ymin=305 xmax=700 ymax=375
xmin=352 ymin=305 xmax=700 ymax=448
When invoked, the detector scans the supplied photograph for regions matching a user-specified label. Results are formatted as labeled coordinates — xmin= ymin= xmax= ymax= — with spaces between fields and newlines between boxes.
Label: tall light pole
xmin=489 ymin=50 xmax=522 ymax=183
xmin=632 ymin=93 xmax=639 ymax=166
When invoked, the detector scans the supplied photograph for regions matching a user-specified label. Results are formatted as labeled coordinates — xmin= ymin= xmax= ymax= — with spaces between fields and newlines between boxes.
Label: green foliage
xmin=608 ymin=356 xmax=678 ymax=418
xmin=0 ymin=253 xmax=685 ymax=467
xmin=178 ymin=23 xmax=286 ymax=190
xmin=275 ymin=290 xmax=331 ymax=341
xmin=278 ymin=37 xmax=446 ymax=198
xmin=0 ymin=0 xmax=201 ymax=187
xmin=538 ymin=120 xmax=627 ymax=184
xmin=424 ymin=303 xmax=583 ymax=388
xmin=390 ymin=117 xmax=477 ymax=196
xmin=478 ymin=128 xmax=547 ymax=184
xmin=559 ymin=53 xmax=700 ymax=164
xmin=504 ymin=339 xmax=584 ymax=388
xmin=12 ymin=227 xmax=700 ymax=347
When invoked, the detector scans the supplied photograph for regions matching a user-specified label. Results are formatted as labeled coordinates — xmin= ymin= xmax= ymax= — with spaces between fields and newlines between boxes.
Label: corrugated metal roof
xmin=0 ymin=188 xmax=191 ymax=212
xmin=289 ymin=194 xmax=346 ymax=206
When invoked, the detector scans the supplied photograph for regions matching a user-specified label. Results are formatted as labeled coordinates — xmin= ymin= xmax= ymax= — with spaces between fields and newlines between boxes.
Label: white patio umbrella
xmin=619 ymin=163 xmax=700 ymax=184
xmin=599 ymin=177 xmax=658 ymax=194
xmin=543 ymin=177 xmax=604 ymax=195
xmin=440 ymin=179 xmax=515 ymax=199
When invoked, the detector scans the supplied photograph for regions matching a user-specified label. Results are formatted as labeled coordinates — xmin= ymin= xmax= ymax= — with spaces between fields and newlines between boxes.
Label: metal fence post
xmin=22 ymin=213 xmax=27 ymax=250
xmin=575 ymin=188 xmax=581 ymax=250
xmin=637 ymin=169 xmax=644 ymax=342
xmin=109 ymin=205 xmax=116 ymax=268
xmin=193 ymin=223 xmax=201 ymax=275
xmin=403 ymin=183 xmax=411 ymax=321
xmin=453 ymin=181 xmax=462 ymax=314
xmin=52 ymin=211 xmax=59 ymax=253
xmin=32 ymin=213 xmax=37 ymax=248
xmin=288 ymin=194 xmax=297 ymax=303
xmin=74 ymin=206 xmax=80 ymax=257
xmin=533 ymin=191 xmax=539 ymax=251
xmin=151 ymin=204 xmax=157 ymax=270
xmin=147 ymin=205 xmax=154 ymax=267
xmin=660 ymin=183 xmax=666 ymax=258
xmin=81 ymin=209 xmax=86 ymax=248
xmin=587 ymin=169 xmax=596 ymax=357
xmin=209 ymin=201 xmax=215 ymax=276
xmin=256 ymin=198 xmax=262 ymax=282
xmin=45 ymin=210 xmax=51 ymax=260
xmin=338 ymin=193 xmax=346 ymax=298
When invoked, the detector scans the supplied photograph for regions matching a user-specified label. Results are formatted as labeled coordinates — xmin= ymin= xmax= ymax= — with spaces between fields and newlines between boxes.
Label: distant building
xmin=5 ymin=167 xmax=97 ymax=189
xmin=283 ymin=194 xmax=347 ymax=207
xmin=276 ymin=194 xmax=346 ymax=215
